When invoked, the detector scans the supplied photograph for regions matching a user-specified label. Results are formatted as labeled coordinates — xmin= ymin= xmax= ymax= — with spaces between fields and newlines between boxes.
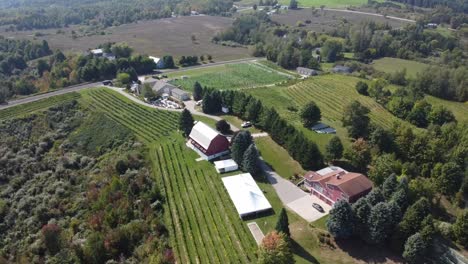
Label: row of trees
xmin=201 ymin=87 xmax=324 ymax=170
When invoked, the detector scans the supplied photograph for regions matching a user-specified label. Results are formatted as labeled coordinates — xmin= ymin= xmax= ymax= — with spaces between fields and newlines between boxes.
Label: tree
xmin=258 ymin=231 xmax=294 ymax=264
xmin=407 ymin=100 xmax=432 ymax=128
xmin=325 ymin=136 xmax=343 ymax=162
xmin=178 ymin=109 xmax=194 ymax=137
xmin=355 ymin=81 xmax=368 ymax=95
xmin=42 ymin=223 xmax=61 ymax=255
xmin=289 ymin=0 xmax=298 ymax=9
xmin=453 ymin=210 xmax=468 ymax=247
xmin=327 ymin=200 xmax=355 ymax=238
xmin=37 ymin=59 xmax=49 ymax=76
xmin=142 ymin=84 xmax=155 ymax=99
xmin=342 ymin=101 xmax=370 ymax=139
xmin=366 ymin=188 xmax=384 ymax=206
xmin=111 ymin=43 xmax=133 ymax=58
xmin=382 ymin=174 xmax=398 ymax=200
xmin=428 ymin=105 xmax=456 ymax=125
xmin=321 ymin=39 xmax=343 ymax=62
xmin=162 ymin=55 xmax=175 ymax=68
xmin=275 ymin=208 xmax=290 ymax=237
xmin=403 ymin=233 xmax=427 ymax=264
xmin=352 ymin=197 xmax=371 ymax=240
xmin=242 ymin=143 xmax=261 ymax=176
xmin=216 ymin=119 xmax=231 ymax=134
xmin=368 ymin=154 xmax=400 ymax=185
xmin=432 ymin=162 xmax=463 ymax=196
xmin=253 ymin=4 xmax=258 ymax=10
xmin=300 ymin=101 xmax=321 ymax=127
xmin=369 ymin=127 xmax=394 ymax=153
xmin=117 ymin=72 xmax=131 ymax=86
xmin=367 ymin=202 xmax=394 ymax=244
xmin=193 ymin=81 xmax=203 ymax=101
xmin=397 ymin=198 xmax=431 ymax=243
xmin=231 ymin=131 xmax=253 ymax=165
xmin=344 ymin=138 xmax=371 ymax=173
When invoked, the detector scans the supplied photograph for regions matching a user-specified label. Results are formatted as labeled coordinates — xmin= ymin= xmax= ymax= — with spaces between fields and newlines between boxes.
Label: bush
xmin=355 ymin=81 xmax=368 ymax=95
xmin=216 ymin=119 xmax=231 ymax=134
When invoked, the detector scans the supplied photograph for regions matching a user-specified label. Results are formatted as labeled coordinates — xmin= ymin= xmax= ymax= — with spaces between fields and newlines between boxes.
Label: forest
xmin=0 ymin=0 xmax=234 ymax=31
xmin=0 ymin=100 xmax=172 ymax=263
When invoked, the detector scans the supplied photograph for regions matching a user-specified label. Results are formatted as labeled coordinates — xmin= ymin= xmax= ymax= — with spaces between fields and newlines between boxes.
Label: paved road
xmin=0 ymin=57 xmax=260 ymax=111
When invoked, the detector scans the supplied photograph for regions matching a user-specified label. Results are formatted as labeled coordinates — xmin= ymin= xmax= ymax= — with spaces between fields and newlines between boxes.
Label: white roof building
xmin=316 ymin=166 xmax=347 ymax=176
xmin=188 ymin=122 xmax=230 ymax=160
xmin=214 ymin=159 xmax=238 ymax=173
xmin=222 ymin=173 xmax=272 ymax=218
xmin=90 ymin=49 xmax=103 ymax=55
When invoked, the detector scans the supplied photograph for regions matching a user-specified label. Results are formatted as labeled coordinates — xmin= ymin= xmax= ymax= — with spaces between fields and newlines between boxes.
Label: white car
xmin=241 ymin=121 xmax=252 ymax=128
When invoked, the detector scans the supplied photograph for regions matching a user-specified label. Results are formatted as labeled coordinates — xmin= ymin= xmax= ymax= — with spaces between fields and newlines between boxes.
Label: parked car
xmin=312 ymin=203 xmax=324 ymax=213
xmin=162 ymin=74 xmax=168 ymax=78
xmin=241 ymin=121 xmax=252 ymax=128
xmin=102 ymin=80 xmax=113 ymax=86
xmin=195 ymin=100 xmax=203 ymax=106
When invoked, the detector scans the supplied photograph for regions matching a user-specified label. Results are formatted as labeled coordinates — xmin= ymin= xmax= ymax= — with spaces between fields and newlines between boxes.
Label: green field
xmin=425 ymin=95 xmax=468 ymax=124
xmin=372 ymin=57 xmax=429 ymax=78
xmin=247 ymin=74 xmax=412 ymax=150
xmin=279 ymin=0 xmax=377 ymax=7
xmin=169 ymin=62 xmax=290 ymax=91
xmin=0 ymin=93 xmax=81 ymax=121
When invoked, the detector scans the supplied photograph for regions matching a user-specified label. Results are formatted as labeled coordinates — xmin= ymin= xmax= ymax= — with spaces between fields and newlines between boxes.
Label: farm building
xmin=187 ymin=121 xmax=230 ymax=160
xmin=331 ymin=65 xmax=352 ymax=74
xmin=311 ymin=122 xmax=336 ymax=134
xmin=214 ymin=159 xmax=238 ymax=173
xmin=222 ymin=173 xmax=272 ymax=218
xmin=151 ymin=81 xmax=190 ymax=101
xmin=303 ymin=166 xmax=373 ymax=205
xmin=297 ymin=67 xmax=318 ymax=76
xmin=171 ymin=88 xmax=190 ymax=101
xmin=149 ymin=56 xmax=165 ymax=69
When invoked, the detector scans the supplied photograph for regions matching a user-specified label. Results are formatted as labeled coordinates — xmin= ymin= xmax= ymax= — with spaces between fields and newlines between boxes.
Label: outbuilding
xmin=222 ymin=173 xmax=272 ymax=218
xmin=187 ymin=121 xmax=230 ymax=160
xmin=297 ymin=67 xmax=318 ymax=77
xmin=214 ymin=159 xmax=238 ymax=173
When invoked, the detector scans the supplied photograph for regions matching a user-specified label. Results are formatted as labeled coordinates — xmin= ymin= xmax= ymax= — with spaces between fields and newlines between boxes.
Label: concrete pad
xmin=286 ymin=194 xmax=331 ymax=222
xmin=247 ymin=222 xmax=265 ymax=245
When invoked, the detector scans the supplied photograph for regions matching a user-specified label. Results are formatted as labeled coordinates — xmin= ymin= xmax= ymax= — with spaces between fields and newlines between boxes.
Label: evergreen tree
xmin=289 ymin=0 xmax=298 ymax=9
xmin=382 ymin=174 xmax=398 ymax=200
xmin=367 ymin=202 xmax=394 ymax=244
xmin=366 ymin=188 xmax=385 ymax=206
xmin=300 ymin=101 xmax=321 ymax=128
xmin=453 ymin=210 xmax=468 ymax=247
xmin=352 ymin=197 xmax=371 ymax=241
xmin=403 ymin=233 xmax=427 ymax=264
xmin=391 ymin=187 xmax=409 ymax=212
xmin=258 ymin=231 xmax=294 ymax=264
xmin=342 ymin=101 xmax=370 ymax=139
xmin=327 ymin=200 xmax=355 ymax=238
xmin=178 ymin=109 xmax=194 ymax=137
xmin=242 ymin=143 xmax=261 ymax=176
xmin=216 ymin=119 xmax=231 ymax=134
xmin=275 ymin=208 xmax=291 ymax=237
xmin=193 ymin=81 xmax=203 ymax=101
xmin=397 ymin=198 xmax=431 ymax=243
xmin=231 ymin=131 xmax=253 ymax=165
xmin=244 ymin=98 xmax=263 ymax=123
xmin=325 ymin=136 xmax=343 ymax=161
xmin=355 ymin=81 xmax=369 ymax=95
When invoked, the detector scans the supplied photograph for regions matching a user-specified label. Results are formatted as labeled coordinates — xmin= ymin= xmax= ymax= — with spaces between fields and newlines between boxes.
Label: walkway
xmin=260 ymin=160 xmax=331 ymax=222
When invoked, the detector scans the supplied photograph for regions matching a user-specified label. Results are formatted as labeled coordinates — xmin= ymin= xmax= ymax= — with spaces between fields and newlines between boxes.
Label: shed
xmin=171 ymin=88 xmax=190 ymax=101
xmin=188 ymin=121 xmax=230 ymax=160
xmin=222 ymin=173 xmax=272 ymax=218
xmin=331 ymin=65 xmax=352 ymax=74
xmin=214 ymin=159 xmax=238 ymax=173
xmin=297 ymin=67 xmax=318 ymax=76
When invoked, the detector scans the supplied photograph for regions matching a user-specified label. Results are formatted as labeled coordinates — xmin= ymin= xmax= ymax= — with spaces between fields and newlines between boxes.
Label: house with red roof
xmin=303 ymin=166 xmax=373 ymax=206
xmin=187 ymin=121 xmax=230 ymax=160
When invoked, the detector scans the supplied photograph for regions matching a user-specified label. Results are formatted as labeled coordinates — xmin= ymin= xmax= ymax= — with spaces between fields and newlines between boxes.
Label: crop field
xmin=151 ymin=141 xmax=257 ymax=264
xmin=1 ymin=16 xmax=249 ymax=61
xmin=0 ymin=92 xmax=81 ymax=121
xmin=170 ymin=62 xmax=291 ymax=90
xmin=271 ymin=7 xmax=408 ymax=32
xmin=372 ymin=57 xmax=428 ymax=78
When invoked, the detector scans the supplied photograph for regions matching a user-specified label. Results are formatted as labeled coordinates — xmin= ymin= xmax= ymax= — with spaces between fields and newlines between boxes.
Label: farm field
xmin=247 ymin=74 xmax=412 ymax=150
xmin=0 ymin=92 xmax=81 ymax=121
xmin=425 ymin=95 xmax=468 ymax=124
xmin=170 ymin=62 xmax=290 ymax=90
xmin=372 ymin=57 xmax=428 ymax=78
xmin=1 ymin=16 xmax=250 ymax=61
xmin=271 ymin=7 xmax=408 ymax=32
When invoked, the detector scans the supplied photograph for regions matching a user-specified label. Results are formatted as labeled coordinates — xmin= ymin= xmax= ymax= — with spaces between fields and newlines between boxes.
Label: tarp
xmin=222 ymin=173 xmax=272 ymax=217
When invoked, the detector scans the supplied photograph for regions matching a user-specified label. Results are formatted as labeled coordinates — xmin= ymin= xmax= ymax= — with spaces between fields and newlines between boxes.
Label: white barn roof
xmin=189 ymin=122 xmax=219 ymax=149
xmin=222 ymin=173 xmax=272 ymax=217
xmin=214 ymin=159 xmax=238 ymax=171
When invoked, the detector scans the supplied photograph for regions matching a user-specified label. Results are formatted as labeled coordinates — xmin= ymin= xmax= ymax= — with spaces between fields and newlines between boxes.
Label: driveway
xmin=261 ymin=160 xmax=331 ymax=222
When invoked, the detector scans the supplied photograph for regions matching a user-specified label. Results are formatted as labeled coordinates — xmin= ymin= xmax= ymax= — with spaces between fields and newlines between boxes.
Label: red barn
xmin=188 ymin=121 xmax=230 ymax=160
xmin=303 ymin=166 xmax=373 ymax=206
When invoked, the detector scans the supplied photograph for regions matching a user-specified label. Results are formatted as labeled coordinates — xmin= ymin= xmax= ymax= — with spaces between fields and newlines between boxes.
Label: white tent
xmin=214 ymin=159 xmax=238 ymax=173
xmin=222 ymin=173 xmax=272 ymax=218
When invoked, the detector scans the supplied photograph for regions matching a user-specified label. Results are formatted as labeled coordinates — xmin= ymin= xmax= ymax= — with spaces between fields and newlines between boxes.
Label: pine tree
xmin=193 ymin=81 xmax=203 ymax=101
xmin=242 ymin=143 xmax=261 ymax=176
xmin=275 ymin=208 xmax=290 ymax=237
xmin=178 ymin=109 xmax=194 ymax=137
xmin=327 ymin=200 xmax=355 ymax=238
xmin=300 ymin=101 xmax=321 ymax=128
xmin=403 ymin=233 xmax=427 ymax=264
xmin=231 ymin=131 xmax=252 ymax=165
xmin=366 ymin=188 xmax=385 ymax=206
xmin=352 ymin=197 xmax=371 ymax=241
xmin=382 ymin=174 xmax=398 ymax=200
xmin=367 ymin=202 xmax=394 ymax=244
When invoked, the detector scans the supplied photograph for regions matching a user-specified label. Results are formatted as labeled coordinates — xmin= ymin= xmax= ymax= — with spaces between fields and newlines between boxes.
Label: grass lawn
xmin=169 ymin=62 xmax=290 ymax=91
xmin=372 ymin=57 xmax=428 ymax=78
xmin=255 ymin=136 xmax=306 ymax=180
xmin=425 ymin=95 xmax=468 ymax=124
xmin=278 ymin=0 xmax=379 ymax=7
xmin=220 ymin=115 xmax=263 ymax=133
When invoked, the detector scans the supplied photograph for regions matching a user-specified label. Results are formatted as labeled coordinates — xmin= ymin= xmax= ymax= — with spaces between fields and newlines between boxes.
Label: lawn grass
xmin=169 ymin=62 xmax=290 ymax=91
xmin=255 ymin=136 xmax=306 ymax=180
xmin=277 ymin=0 xmax=378 ymax=8
xmin=425 ymin=95 xmax=468 ymax=124
xmin=220 ymin=115 xmax=263 ymax=133
xmin=0 ymin=92 xmax=81 ymax=121
xmin=372 ymin=57 xmax=428 ymax=78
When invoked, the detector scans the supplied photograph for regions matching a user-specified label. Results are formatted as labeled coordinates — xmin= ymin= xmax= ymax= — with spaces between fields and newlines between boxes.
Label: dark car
xmin=102 ymin=80 xmax=113 ymax=86
xmin=312 ymin=203 xmax=324 ymax=213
